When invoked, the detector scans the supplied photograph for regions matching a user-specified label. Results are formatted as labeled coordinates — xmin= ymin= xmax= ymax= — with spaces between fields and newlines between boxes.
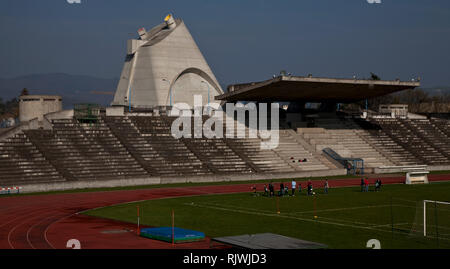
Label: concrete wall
xmin=15 ymin=169 xmax=347 ymax=194
xmin=16 ymin=177 xmax=161 ymax=194
xmin=112 ymin=17 xmax=223 ymax=108
xmin=42 ymin=109 xmax=74 ymax=129
xmin=19 ymin=95 xmax=62 ymax=122
xmin=106 ymin=106 xmax=124 ymax=116
xmin=0 ymin=127 xmax=12 ymax=135
xmin=44 ymin=109 xmax=74 ymax=121
xmin=297 ymin=128 xmax=325 ymax=134
xmin=0 ymin=109 xmax=75 ymax=141
xmin=374 ymin=165 xmax=450 ymax=174
xmin=0 ymin=117 xmax=40 ymax=141
xmin=428 ymin=165 xmax=450 ymax=171
xmin=407 ymin=112 xmax=427 ymax=119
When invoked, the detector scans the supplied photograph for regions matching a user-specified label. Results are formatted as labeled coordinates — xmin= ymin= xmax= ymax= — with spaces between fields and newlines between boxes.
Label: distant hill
xmin=0 ymin=73 xmax=118 ymax=109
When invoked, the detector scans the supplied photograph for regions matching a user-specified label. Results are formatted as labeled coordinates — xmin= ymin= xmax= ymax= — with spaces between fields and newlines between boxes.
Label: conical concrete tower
xmin=112 ymin=14 xmax=223 ymax=108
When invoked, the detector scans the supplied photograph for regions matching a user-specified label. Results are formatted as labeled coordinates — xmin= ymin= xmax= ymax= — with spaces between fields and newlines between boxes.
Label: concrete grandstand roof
xmin=216 ymin=76 xmax=420 ymax=103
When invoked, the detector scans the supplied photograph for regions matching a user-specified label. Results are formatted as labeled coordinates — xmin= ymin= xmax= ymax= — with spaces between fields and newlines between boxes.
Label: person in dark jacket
xmin=307 ymin=180 xmax=313 ymax=196
xmin=375 ymin=179 xmax=382 ymax=191
xmin=263 ymin=185 xmax=269 ymax=196
xmin=268 ymin=183 xmax=274 ymax=197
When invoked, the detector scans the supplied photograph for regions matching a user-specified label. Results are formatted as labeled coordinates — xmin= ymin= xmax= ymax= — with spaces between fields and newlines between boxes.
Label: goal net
xmin=410 ymin=200 xmax=450 ymax=241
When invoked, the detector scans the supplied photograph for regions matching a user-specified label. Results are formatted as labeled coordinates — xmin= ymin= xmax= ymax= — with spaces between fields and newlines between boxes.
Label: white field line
xmin=391 ymin=198 xmax=421 ymax=204
xmin=290 ymin=205 xmax=393 ymax=215
xmin=198 ymin=201 xmax=386 ymax=219
xmin=184 ymin=202 xmax=450 ymax=242
xmin=288 ymin=204 xmax=417 ymax=223
xmin=402 ymin=223 xmax=450 ymax=233
xmin=195 ymin=202 xmax=420 ymax=228
xmin=417 ymin=225 xmax=450 ymax=232
xmin=77 ymin=191 xmax=246 ymax=215
xmin=312 ymin=215 xmax=383 ymax=227
xmin=199 ymin=201 xmax=410 ymax=216
xmin=197 ymin=201 xmax=376 ymax=227
xmin=370 ymin=222 xmax=411 ymax=228
xmin=197 ymin=202 xmax=276 ymax=214
xmin=184 ymin=203 xmax=408 ymax=236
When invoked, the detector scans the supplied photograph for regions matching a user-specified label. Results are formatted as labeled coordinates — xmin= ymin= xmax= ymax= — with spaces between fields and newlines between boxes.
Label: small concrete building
xmin=19 ymin=95 xmax=62 ymax=122
xmin=112 ymin=14 xmax=223 ymax=109
xmin=379 ymin=104 xmax=409 ymax=118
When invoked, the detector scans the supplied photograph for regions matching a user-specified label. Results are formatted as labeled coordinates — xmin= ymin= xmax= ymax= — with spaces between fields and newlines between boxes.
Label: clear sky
xmin=1 ymin=0 xmax=450 ymax=88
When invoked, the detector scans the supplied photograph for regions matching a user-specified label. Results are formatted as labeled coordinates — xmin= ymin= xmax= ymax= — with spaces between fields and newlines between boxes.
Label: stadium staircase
xmin=273 ymin=130 xmax=334 ymax=171
xmin=296 ymin=117 xmax=394 ymax=170
xmin=220 ymin=114 xmax=297 ymax=173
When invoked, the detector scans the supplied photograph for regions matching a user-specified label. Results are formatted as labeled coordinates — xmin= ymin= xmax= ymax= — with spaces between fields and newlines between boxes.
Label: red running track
xmin=0 ymin=175 xmax=449 ymax=249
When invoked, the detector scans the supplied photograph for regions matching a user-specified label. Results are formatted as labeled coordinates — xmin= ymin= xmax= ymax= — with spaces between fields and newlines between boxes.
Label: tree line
xmin=369 ymin=88 xmax=449 ymax=108
xmin=0 ymin=89 xmax=28 ymax=121
xmin=0 ymin=97 xmax=19 ymax=121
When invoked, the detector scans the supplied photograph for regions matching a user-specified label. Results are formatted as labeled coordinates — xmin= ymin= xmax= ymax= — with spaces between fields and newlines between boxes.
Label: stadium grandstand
xmin=1 ymin=14 xmax=449 ymax=193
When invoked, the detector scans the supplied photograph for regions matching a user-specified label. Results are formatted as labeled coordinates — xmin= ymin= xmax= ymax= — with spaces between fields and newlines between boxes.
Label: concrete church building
xmin=112 ymin=14 xmax=223 ymax=109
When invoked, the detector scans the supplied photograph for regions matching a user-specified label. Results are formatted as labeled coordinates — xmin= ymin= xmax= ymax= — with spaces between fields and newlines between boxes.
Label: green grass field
xmin=84 ymin=182 xmax=450 ymax=249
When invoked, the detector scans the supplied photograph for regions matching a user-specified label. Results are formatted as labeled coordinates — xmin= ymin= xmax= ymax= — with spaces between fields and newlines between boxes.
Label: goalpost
xmin=422 ymin=200 xmax=450 ymax=237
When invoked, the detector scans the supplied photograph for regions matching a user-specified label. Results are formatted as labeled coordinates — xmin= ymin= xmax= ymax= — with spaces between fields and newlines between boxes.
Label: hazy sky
xmin=1 ymin=0 xmax=450 ymax=88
